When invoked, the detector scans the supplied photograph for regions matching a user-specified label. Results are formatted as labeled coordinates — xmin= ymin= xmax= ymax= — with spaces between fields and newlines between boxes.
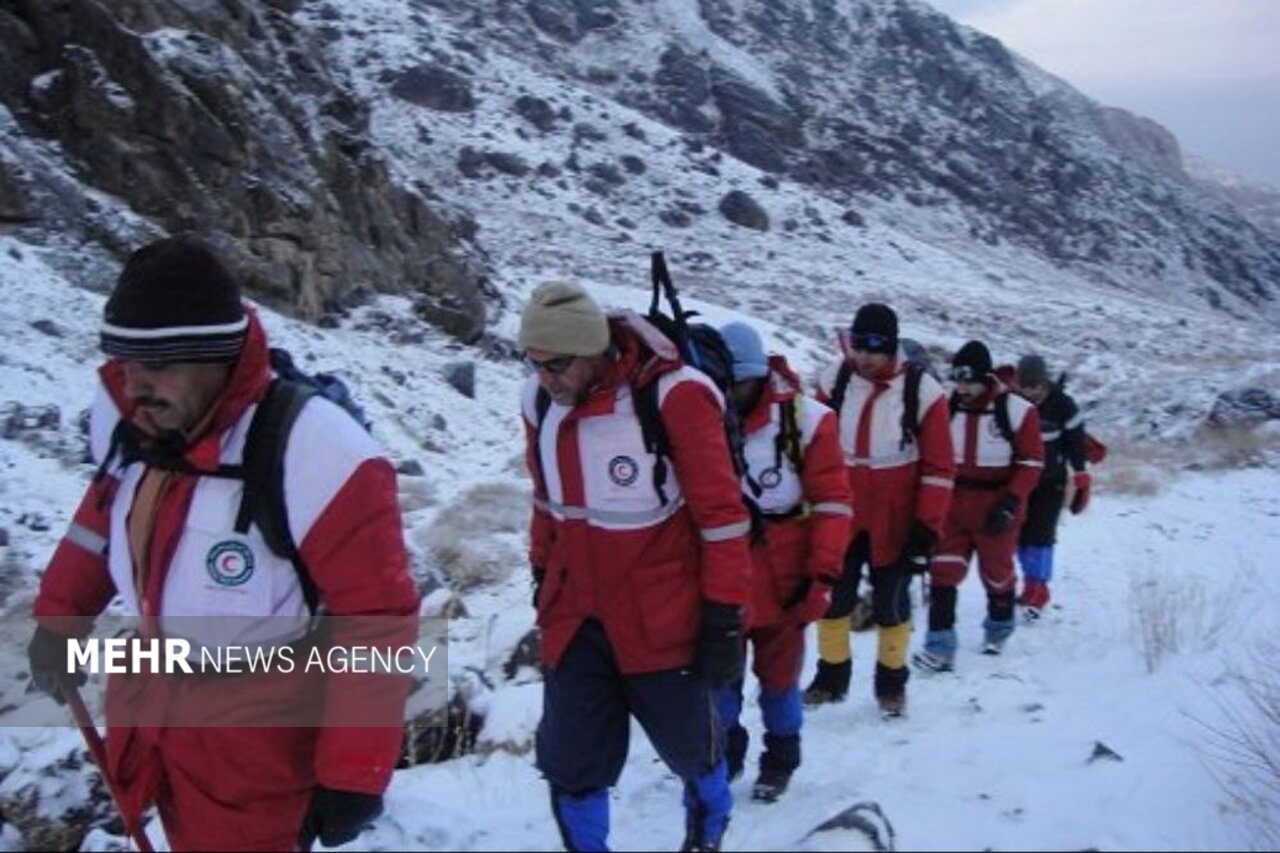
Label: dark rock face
xmin=390 ymin=63 xmax=477 ymax=112
xmin=459 ymin=0 xmax=1280 ymax=321
xmin=719 ymin=190 xmax=769 ymax=232
xmin=1208 ymin=388 xmax=1280 ymax=427
xmin=0 ymin=0 xmax=489 ymax=340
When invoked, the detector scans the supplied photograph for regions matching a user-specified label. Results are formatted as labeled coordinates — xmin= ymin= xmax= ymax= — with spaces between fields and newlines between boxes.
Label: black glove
xmin=531 ymin=566 xmax=546 ymax=609
xmin=27 ymin=626 xmax=85 ymax=705
xmin=697 ymin=602 xmax=744 ymax=690
xmin=898 ymin=521 xmax=937 ymax=575
xmin=297 ymin=787 xmax=384 ymax=849
xmin=984 ymin=493 xmax=1020 ymax=535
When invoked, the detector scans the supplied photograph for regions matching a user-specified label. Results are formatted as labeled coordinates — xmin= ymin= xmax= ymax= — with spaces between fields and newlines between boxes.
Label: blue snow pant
xmin=537 ymin=620 xmax=730 ymax=852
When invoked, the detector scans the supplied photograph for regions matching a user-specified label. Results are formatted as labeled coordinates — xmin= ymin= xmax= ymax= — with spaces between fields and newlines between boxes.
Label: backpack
xmin=1082 ymin=432 xmax=1107 ymax=465
xmin=96 ymin=347 xmax=371 ymax=614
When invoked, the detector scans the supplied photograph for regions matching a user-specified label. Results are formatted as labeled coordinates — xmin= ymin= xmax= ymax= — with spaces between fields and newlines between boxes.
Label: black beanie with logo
xmin=951 ymin=340 xmax=993 ymax=381
xmin=100 ymin=236 xmax=247 ymax=363
xmin=850 ymin=303 xmax=899 ymax=355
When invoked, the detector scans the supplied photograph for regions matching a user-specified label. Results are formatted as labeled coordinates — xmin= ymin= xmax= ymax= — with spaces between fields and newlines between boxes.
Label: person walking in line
xmin=914 ymin=341 xmax=1043 ymax=672
xmin=27 ymin=235 xmax=419 ymax=851
xmin=805 ymin=304 xmax=954 ymax=717
xmin=1012 ymin=354 xmax=1091 ymax=620
xmin=520 ymin=282 xmax=753 ymax=852
xmin=714 ymin=321 xmax=852 ymax=802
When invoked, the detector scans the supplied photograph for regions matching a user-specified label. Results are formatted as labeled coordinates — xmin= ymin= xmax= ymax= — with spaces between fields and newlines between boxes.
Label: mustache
xmin=133 ymin=396 xmax=170 ymax=410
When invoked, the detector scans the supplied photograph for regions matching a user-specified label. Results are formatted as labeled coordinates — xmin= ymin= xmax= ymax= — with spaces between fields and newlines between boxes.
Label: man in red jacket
xmin=25 ymin=236 xmax=420 ymax=851
xmin=713 ymin=321 xmax=851 ymax=803
xmin=805 ymin=304 xmax=954 ymax=717
xmin=521 ymin=282 xmax=752 ymax=852
xmin=914 ymin=341 xmax=1044 ymax=672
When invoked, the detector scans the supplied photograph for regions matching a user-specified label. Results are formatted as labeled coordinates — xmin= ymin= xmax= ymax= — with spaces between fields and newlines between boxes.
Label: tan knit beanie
xmin=518 ymin=281 xmax=610 ymax=356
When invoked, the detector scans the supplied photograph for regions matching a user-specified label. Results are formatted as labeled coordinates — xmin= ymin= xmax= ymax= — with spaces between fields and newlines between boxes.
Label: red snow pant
xmin=746 ymin=621 xmax=806 ymax=693
xmin=929 ymin=486 xmax=1023 ymax=596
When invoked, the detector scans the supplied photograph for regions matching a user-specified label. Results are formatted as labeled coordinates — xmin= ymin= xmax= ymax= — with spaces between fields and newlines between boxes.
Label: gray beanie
xmin=1017 ymin=354 xmax=1049 ymax=387
xmin=518 ymin=281 xmax=610 ymax=356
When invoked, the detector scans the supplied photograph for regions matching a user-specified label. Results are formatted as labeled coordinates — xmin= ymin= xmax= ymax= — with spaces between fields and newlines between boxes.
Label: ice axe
xmin=60 ymin=677 xmax=156 ymax=852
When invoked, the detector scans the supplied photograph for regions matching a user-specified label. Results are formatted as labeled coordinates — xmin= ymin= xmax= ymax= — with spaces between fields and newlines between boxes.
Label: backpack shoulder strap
xmin=532 ymin=386 xmax=553 ymax=496
xmin=829 ymin=360 xmax=855 ymax=415
xmin=775 ymin=396 xmax=805 ymax=475
xmin=900 ymin=362 xmax=923 ymax=449
xmin=235 ymin=379 xmax=320 ymax=615
xmin=633 ymin=379 xmax=671 ymax=506
xmin=994 ymin=391 xmax=1016 ymax=445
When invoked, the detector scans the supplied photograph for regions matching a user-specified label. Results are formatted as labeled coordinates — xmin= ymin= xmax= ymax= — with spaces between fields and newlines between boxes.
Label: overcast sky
xmin=925 ymin=0 xmax=1280 ymax=188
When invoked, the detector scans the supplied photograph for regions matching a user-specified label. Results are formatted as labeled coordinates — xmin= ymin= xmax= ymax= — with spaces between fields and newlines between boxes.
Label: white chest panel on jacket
xmin=91 ymin=381 xmax=379 ymax=649
xmin=820 ymin=362 xmax=944 ymax=469
xmin=741 ymin=393 xmax=824 ymax=515
xmin=524 ymin=368 xmax=722 ymax=530
xmin=951 ymin=394 xmax=1034 ymax=468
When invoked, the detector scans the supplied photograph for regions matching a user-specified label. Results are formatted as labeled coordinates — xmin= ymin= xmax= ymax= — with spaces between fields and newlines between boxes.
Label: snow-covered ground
xmin=2 ymin=230 xmax=1278 ymax=850
xmin=337 ymin=468 xmax=1279 ymax=853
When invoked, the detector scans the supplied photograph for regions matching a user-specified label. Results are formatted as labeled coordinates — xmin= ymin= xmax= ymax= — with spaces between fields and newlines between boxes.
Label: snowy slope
xmin=2 ymin=229 xmax=1279 ymax=849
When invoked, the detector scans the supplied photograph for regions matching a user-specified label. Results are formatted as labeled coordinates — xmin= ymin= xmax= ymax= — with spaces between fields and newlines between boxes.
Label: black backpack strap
xmin=994 ymin=391 xmax=1016 ymax=445
xmin=236 ymin=379 xmax=320 ymax=615
xmin=533 ymin=386 xmax=553 ymax=499
xmin=775 ymin=398 xmax=805 ymax=475
xmin=829 ymin=360 xmax=854 ymax=415
xmin=900 ymin=362 xmax=923 ymax=450
xmin=633 ymin=380 xmax=671 ymax=506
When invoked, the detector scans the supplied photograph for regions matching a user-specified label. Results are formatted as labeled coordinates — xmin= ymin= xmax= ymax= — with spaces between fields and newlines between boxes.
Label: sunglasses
xmin=525 ymin=354 xmax=577 ymax=375
xmin=949 ymin=365 xmax=983 ymax=383
xmin=850 ymin=332 xmax=892 ymax=352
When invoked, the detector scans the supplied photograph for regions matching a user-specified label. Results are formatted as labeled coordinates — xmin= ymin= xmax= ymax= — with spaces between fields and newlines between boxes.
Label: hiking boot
xmin=877 ymin=693 xmax=907 ymax=720
xmin=750 ymin=765 xmax=793 ymax=804
xmin=981 ymin=637 xmax=1006 ymax=656
xmin=1023 ymin=606 xmax=1042 ymax=623
xmin=803 ymin=659 xmax=851 ymax=706
xmin=679 ymin=834 xmax=721 ymax=852
xmin=912 ymin=650 xmax=954 ymax=673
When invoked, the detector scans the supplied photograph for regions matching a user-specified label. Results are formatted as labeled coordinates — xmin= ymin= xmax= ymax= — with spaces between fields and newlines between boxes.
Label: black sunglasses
xmin=949 ymin=365 xmax=982 ymax=382
xmin=526 ymin=354 xmax=577 ymax=375
xmin=850 ymin=332 xmax=892 ymax=352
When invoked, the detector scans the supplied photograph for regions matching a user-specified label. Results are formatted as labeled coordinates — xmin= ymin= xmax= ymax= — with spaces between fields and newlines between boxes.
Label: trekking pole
xmin=61 ymin=679 xmax=155 ymax=853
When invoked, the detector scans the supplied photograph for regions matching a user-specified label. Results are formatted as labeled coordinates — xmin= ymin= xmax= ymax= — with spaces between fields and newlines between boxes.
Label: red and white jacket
xmin=948 ymin=382 xmax=1044 ymax=501
xmin=740 ymin=356 xmax=851 ymax=627
xmin=33 ymin=312 xmax=419 ymax=810
xmin=523 ymin=315 xmax=753 ymax=674
xmin=816 ymin=357 xmax=955 ymax=566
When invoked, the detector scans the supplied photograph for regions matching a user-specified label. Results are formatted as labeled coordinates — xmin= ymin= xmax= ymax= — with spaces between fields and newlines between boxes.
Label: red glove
xmin=788 ymin=579 xmax=834 ymax=625
xmin=1070 ymin=471 xmax=1092 ymax=514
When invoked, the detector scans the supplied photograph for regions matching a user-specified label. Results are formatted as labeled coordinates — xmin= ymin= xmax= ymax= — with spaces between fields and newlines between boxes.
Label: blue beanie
xmin=719 ymin=321 xmax=769 ymax=381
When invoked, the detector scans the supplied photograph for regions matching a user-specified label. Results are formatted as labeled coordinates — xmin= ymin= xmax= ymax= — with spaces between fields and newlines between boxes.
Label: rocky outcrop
xmin=0 ymin=0 xmax=489 ymax=340
xmin=438 ymin=0 xmax=1280 ymax=322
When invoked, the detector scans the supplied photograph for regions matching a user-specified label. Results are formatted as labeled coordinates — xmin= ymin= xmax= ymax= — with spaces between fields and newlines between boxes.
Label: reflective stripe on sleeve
xmin=65 ymin=523 xmax=108 ymax=557
xmin=700 ymin=520 xmax=752 ymax=542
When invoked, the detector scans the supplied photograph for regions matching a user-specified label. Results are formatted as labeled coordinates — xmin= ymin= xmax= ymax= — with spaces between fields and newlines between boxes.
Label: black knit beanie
xmin=100 ymin=236 xmax=247 ymax=363
xmin=951 ymin=340 xmax=993 ymax=381
xmin=850 ymin=303 xmax=898 ymax=355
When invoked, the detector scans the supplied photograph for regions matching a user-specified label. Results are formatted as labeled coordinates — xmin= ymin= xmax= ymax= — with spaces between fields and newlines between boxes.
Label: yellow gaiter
xmin=877 ymin=622 xmax=912 ymax=670
xmin=817 ymin=616 xmax=853 ymax=664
